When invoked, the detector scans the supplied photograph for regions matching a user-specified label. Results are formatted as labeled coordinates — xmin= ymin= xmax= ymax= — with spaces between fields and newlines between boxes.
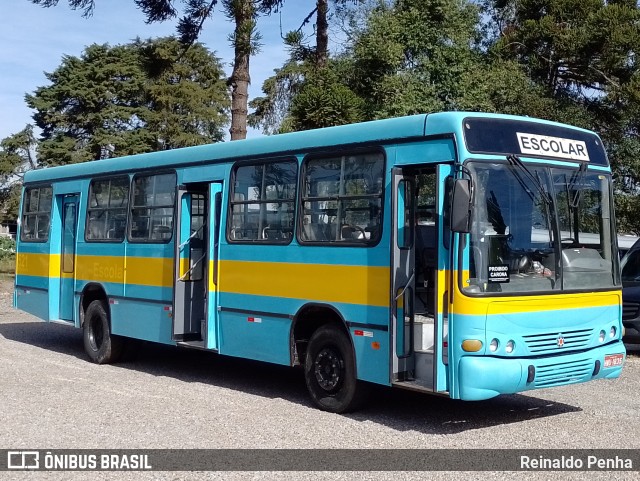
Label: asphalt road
xmin=1 ymin=280 xmax=639 ymax=481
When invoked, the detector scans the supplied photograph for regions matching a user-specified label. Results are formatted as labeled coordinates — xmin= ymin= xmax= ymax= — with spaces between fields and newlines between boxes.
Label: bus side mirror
xmin=450 ymin=179 xmax=471 ymax=233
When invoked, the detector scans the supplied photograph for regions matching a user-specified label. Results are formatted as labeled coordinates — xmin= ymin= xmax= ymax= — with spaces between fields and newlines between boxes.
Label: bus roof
xmin=24 ymin=111 xmax=602 ymax=184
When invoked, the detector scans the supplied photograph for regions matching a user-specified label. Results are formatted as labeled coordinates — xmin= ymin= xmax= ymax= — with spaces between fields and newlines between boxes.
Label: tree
xmin=30 ymin=0 xmax=219 ymax=45
xmin=0 ymin=125 xmax=38 ymax=178
xmin=0 ymin=125 xmax=39 ymax=221
xmin=288 ymin=67 xmax=365 ymax=130
xmin=225 ymin=0 xmax=261 ymax=139
xmin=482 ymin=0 xmax=640 ymax=232
xmin=249 ymin=1 xmax=365 ymax=133
xmin=252 ymin=0 xmax=490 ymax=132
xmin=26 ymin=37 xmax=229 ymax=166
xmin=30 ymin=0 xmax=290 ymax=141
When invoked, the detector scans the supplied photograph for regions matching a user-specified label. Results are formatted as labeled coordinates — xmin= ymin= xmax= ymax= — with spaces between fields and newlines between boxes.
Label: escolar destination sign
xmin=516 ymin=132 xmax=590 ymax=162
xmin=463 ymin=117 xmax=607 ymax=166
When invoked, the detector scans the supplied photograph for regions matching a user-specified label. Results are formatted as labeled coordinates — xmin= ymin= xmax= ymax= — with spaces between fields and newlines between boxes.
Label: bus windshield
xmin=463 ymin=160 xmax=617 ymax=294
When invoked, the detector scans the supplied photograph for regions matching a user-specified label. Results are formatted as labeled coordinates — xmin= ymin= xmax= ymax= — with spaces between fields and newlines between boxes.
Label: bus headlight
xmin=610 ymin=326 xmax=616 ymax=338
xmin=599 ymin=330 xmax=606 ymax=343
xmin=489 ymin=338 xmax=499 ymax=352
xmin=505 ymin=340 xmax=515 ymax=354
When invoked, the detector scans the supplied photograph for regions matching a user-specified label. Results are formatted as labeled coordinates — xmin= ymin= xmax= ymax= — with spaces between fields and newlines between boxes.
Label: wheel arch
xmin=79 ymin=283 xmax=109 ymax=327
xmin=290 ymin=303 xmax=354 ymax=370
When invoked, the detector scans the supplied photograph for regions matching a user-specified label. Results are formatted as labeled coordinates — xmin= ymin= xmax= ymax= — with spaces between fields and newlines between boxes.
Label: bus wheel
xmin=304 ymin=325 xmax=366 ymax=413
xmin=83 ymin=300 xmax=123 ymax=364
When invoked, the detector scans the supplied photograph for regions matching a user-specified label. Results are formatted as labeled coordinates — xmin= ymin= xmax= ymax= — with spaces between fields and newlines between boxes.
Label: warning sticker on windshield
xmin=488 ymin=265 xmax=510 ymax=283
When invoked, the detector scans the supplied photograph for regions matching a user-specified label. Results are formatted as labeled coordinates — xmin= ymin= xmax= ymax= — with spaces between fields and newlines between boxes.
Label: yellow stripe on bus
xmin=219 ymin=260 xmax=390 ymax=307
xmin=483 ymin=292 xmax=621 ymax=315
xmin=17 ymin=253 xmax=622 ymax=315
xmin=451 ymin=269 xmax=621 ymax=315
xmin=209 ymin=260 xmax=217 ymax=292
xmin=125 ymin=256 xmax=174 ymax=287
xmin=77 ymin=255 xmax=173 ymax=287
xmin=16 ymin=252 xmax=52 ymax=277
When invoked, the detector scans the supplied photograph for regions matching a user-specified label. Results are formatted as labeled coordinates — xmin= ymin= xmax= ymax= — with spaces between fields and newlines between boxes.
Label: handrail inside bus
xmin=178 ymin=253 xmax=207 ymax=282
xmin=178 ymin=225 xmax=204 ymax=250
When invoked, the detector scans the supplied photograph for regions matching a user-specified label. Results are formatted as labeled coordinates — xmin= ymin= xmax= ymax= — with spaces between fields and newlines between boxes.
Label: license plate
xmin=604 ymin=354 xmax=624 ymax=368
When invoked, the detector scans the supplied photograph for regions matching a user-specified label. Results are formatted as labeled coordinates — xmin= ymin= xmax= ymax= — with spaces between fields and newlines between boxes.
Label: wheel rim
xmin=88 ymin=316 xmax=104 ymax=352
xmin=313 ymin=347 xmax=344 ymax=392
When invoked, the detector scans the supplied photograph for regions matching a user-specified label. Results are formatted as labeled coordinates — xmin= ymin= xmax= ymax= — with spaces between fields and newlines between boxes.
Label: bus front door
xmin=59 ymin=194 xmax=79 ymax=321
xmin=392 ymin=165 xmax=451 ymax=394
xmin=391 ymin=169 xmax=416 ymax=381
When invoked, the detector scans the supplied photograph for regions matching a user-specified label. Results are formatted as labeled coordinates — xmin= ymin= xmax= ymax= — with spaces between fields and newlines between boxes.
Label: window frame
xmin=61 ymin=200 xmax=77 ymax=273
xmin=297 ymin=148 xmax=386 ymax=247
xmin=20 ymin=184 xmax=53 ymax=243
xmin=127 ymin=170 xmax=177 ymax=244
xmin=85 ymin=175 xmax=130 ymax=243
xmin=226 ymin=157 xmax=299 ymax=245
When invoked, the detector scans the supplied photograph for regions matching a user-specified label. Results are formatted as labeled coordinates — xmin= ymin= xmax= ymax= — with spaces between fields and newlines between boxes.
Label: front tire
xmin=304 ymin=325 xmax=366 ymax=413
xmin=83 ymin=300 xmax=124 ymax=364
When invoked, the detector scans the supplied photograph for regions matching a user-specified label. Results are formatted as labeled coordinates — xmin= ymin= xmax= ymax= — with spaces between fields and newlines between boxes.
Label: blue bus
xmin=14 ymin=112 xmax=625 ymax=412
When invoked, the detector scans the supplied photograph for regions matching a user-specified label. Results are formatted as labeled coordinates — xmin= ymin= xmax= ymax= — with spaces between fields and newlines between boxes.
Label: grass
xmin=0 ymin=256 xmax=15 ymax=276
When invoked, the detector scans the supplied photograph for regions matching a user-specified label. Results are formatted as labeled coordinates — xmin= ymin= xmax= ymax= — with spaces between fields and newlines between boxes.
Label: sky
xmin=0 ymin=0 xmax=324 ymax=142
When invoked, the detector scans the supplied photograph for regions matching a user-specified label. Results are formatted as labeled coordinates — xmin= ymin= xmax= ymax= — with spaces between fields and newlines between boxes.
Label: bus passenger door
xmin=173 ymin=185 xmax=208 ymax=343
xmin=434 ymin=164 xmax=453 ymax=393
xmin=391 ymin=169 xmax=416 ymax=381
xmin=206 ymin=183 xmax=223 ymax=350
xmin=391 ymin=165 xmax=451 ymax=394
xmin=59 ymin=194 xmax=79 ymax=321
xmin=410 ymin=165 xmax=452 ymax=393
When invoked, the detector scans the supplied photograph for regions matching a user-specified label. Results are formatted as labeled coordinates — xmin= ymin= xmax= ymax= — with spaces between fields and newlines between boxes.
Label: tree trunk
xmin=229 ymin=0 xmax=256 ymax=141
xmin=230 ymin=52 xmax=250 ymax=140
xmin=316 ymin=0 xmax=329 ymax=68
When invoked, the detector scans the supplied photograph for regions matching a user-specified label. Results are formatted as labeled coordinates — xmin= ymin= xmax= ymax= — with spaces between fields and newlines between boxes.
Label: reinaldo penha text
xmin=521 ymin=455 xmax=633 ymax=470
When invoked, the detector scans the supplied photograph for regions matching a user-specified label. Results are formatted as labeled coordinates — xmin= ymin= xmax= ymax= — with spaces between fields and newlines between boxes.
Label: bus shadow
xmin=351 ymin=387 xmax=581 ymax=434
xmin=0 ymin=319 xmax=86 ymax=359
xmin=0 ymin=320 xmax=581 ymax=435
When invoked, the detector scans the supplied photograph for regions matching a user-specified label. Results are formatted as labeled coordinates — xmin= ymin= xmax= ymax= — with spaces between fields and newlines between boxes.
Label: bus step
xmin=176 ymin=341 xmax=215 ymax=352
xmin=50 ymin=319 xmax=75 ymax=326
xmin=392 ymin=379 xmax=448 ymax=396
xmin=414 ymin=348 xmax=434 ymax=355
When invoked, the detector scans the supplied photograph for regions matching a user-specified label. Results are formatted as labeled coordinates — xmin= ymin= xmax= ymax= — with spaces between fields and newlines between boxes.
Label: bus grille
xmin=523 ymin=329 xmax=592 ymax=354
xmin=623 ymin=301 xmax=640 ymax=320
xmin=534 ymin=359 xmax=593 ymax=388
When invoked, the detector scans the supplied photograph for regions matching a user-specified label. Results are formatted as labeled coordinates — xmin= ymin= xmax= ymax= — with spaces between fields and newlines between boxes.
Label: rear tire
xmin=83 ymin=300 xmax=124 ymax=364
xmin=304 ymin=325 xmax=367 ymax=413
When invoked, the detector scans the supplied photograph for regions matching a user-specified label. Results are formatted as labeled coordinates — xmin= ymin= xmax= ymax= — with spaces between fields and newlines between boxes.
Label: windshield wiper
xmin=567 ymin=161 xmax=588 ymax=208
xmin=507 ymin=154 xmax=553 ymax=205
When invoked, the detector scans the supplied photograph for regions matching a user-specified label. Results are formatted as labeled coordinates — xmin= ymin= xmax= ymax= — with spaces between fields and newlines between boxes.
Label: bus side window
xmin=86 ymin=176 xmax=129 ymax=242
xmin=21 ymin=186 xmax=52 ymax=242
xmin=300 ymin=152 xmax=384 ymax=245
xmin=229 ymin=160 xmax=297 ymax=244
xmin=130 ymin=173 xmax=176 ymax=243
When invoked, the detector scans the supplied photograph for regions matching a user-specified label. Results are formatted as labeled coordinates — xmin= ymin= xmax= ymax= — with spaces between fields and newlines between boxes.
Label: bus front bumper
xmin=457 ymin=341 xmax=625 ymax=401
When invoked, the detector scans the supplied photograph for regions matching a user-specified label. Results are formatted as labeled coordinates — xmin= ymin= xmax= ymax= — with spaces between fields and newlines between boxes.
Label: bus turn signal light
xmin=461 ymin=340 xmax=483 ymax=352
